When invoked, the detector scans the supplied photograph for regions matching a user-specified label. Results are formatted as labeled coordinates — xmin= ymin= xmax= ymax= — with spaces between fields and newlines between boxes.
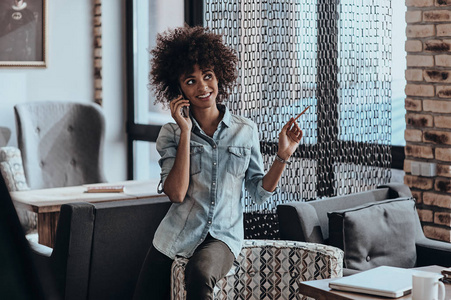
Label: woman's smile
xmin=197 ymin=92 xmax=212 ymax=100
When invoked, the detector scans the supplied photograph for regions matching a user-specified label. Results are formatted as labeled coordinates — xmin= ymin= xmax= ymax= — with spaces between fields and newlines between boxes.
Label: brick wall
xmin=94 ymin=0 xmax=102 ymax=106
xmin=405 ymin=0 xmax=451 ymax=242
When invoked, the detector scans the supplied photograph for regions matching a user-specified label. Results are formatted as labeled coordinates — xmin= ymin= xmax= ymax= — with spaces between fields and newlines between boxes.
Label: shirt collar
xmin=190 ymin=104 xmax=232 ymax=131
xmin=218 ymin=104 xmax=231 ymax=128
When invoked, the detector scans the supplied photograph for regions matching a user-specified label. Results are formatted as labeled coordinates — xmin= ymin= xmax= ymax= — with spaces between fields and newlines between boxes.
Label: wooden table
xmin=300 ymin=265 xmax=449 ymax=300
xmin=11 ymin=179 xmax=163 ymax=247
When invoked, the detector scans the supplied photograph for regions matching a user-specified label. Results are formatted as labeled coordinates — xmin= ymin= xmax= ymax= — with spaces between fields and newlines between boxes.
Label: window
xmin=126 ymin=1 xmax=405 ymax=185
xmin=126 ymin=0 xmax=201 ymax=180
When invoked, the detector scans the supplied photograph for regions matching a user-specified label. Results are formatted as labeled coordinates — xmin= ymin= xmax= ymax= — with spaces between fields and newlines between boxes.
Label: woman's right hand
xmin=170 ymin=96 xmax=192 ymax=132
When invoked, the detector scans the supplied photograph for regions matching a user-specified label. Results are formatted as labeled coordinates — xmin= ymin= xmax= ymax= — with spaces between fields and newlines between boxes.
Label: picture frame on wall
xmin=0 ymin=0 xmax=47 ymax=67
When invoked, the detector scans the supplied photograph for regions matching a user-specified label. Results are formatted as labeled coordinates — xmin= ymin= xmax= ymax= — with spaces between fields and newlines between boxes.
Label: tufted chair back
xmin=14 ymin=101 xmax=107 ymax=190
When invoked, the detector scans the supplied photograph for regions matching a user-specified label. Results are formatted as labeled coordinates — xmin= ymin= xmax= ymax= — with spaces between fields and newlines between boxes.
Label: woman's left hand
xmin=277 ymin=118 xmax=303 ymax=160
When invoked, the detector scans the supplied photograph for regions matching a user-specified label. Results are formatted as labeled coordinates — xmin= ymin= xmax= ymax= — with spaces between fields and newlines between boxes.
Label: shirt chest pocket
xmin=227 ymin=146 xmax=251 ymax=177
xmin=190 ymin=145 xmax=204 ymax=175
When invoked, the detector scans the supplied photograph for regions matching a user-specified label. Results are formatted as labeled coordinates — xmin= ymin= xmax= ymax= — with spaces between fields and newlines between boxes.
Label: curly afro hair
xmin=149 ymin=26 xmax=238 ymax=107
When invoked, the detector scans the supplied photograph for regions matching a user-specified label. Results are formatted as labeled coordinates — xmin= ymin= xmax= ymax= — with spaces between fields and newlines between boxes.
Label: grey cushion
xmin=14 ymin=101 xmax=106 ymax=189
xmin=278 ymin=188 xmax=392 ymax=244
xmin=328 ymin=197 xmax=417 ymax=271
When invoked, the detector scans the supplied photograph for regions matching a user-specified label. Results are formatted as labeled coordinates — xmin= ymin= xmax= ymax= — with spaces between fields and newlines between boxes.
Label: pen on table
xmin=293 ymin=105 xmax=311 ymax=121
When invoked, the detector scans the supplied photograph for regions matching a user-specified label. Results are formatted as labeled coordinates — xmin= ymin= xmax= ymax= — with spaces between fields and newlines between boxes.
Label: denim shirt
xmin=153 ymin=105 xmax=274 ymax=259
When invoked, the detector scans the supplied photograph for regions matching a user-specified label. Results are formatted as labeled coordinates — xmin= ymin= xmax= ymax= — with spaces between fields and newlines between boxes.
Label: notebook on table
xmin=329 ymin=266 xmax=418 ymax=298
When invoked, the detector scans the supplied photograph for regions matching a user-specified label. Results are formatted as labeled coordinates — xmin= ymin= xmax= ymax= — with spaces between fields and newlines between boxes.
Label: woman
xmin=133 ymin=26 xmax=302 ymax=300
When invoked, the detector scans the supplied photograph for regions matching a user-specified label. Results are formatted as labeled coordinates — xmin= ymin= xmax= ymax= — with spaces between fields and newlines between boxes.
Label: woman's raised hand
xmin=170 ymin=96 xmax=192 ymax=132
xmin=277 ymin=118 xmax=303 ymax=160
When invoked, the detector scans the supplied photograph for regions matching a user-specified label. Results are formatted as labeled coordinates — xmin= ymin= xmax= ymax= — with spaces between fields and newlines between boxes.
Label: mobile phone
xmin=181 ymin=106 xmax=189 ymax=118
xmin=178 ymin=86 xmax=189 ymax=118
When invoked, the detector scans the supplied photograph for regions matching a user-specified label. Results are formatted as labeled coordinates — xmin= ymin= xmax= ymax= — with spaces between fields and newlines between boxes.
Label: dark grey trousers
xmin=133 ymin=234 xmax=235 ymax=300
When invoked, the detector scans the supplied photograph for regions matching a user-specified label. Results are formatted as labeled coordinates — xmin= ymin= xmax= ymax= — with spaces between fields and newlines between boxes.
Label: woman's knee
xmin=185 ymin=259 xmax=217 ymax=288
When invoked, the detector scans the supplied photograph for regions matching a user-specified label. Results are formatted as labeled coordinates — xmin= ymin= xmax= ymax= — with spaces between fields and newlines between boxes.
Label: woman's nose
xmin=198 ymin=81 xmax=208 ymax=91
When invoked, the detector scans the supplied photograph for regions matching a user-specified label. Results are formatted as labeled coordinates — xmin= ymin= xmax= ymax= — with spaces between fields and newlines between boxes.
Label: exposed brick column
xmin=405 ymin=0 xmax=451 ymax=242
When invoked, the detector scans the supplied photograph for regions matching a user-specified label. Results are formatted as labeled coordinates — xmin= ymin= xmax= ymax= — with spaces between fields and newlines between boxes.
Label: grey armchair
xmin=277 ymin=183 xmax=451 ymax=275
xmin=14 ymin=101 xmax=106 ymax=189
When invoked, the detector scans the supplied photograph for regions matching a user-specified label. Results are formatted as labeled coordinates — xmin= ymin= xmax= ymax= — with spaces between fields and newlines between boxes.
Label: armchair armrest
xmin=172 ymin=239 xmax=343 ymax=299
xmin=277 ymin=202 xmax=324 ymax=243
xmin=29 ymin=241 xmax=53 ymax=258
xmin=51 ymin=203 xmax=95 ymax=300
xmin=416 ymin=237 xmax=451 ymax=267
xmin=27 ymin=203 xmax=95 ymax=300
xmin=28 ymin=241 xmax=60 ymax=295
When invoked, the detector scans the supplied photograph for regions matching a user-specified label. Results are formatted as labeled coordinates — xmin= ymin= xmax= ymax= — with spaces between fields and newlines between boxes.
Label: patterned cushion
xmin=171 ymin=239 xmax=344 ymax=300
xmin=0 ymin=147 xmax=36 ymax=233
xmin=0 ymin=147 xmax=30 ymax=191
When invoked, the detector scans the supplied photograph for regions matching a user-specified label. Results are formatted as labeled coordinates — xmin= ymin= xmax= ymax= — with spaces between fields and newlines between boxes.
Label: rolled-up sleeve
xmin=244 ymin=122 xmax=275 ymax=205
xmin=156 ymin=123 xmax=178 ymax=189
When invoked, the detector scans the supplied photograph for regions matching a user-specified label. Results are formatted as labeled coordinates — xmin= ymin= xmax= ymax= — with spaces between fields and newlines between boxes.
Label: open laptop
xmin=329 ymin=266 xmax=418 ymax=298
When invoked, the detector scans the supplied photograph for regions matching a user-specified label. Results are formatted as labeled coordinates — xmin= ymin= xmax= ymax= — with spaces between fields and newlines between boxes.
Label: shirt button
xmin=213 ymin=145 xmax=216 ymax=149
xmin=211 ymin=202 xmax=215 ymax=205
xmin=208 ymin=221 xmax=211 ymax=224
xmin=213 ymin=162 xmax=217 ymax=166
xmin=212 ymin=182 xmax=216 ymax=185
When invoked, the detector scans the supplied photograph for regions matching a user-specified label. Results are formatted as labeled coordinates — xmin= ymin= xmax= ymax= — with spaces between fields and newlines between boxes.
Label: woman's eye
xmin=186 ymin=79 xmax=194 ymax=85
xmin=205 ymin=74 xmax=212 ymax=80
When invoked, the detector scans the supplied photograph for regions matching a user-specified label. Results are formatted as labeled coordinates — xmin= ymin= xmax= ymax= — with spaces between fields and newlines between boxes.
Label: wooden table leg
xmin=37 ymin=212 xmax=59 ymax=248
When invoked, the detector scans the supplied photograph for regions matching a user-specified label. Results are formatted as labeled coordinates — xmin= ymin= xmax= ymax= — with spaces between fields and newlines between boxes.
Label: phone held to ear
xmin=178 ymin=86 xmax=189 ymax=118
xmin=181 ymin=106 xmax=189 ymax=118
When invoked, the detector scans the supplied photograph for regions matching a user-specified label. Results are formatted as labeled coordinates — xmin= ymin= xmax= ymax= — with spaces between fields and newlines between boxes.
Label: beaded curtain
xmin=204 ymin=0 xmax=392 ymax=238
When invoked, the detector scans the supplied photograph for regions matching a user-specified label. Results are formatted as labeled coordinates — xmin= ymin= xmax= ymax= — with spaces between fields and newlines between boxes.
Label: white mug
xmin=412 ymin=272 xmax=445 ymax=300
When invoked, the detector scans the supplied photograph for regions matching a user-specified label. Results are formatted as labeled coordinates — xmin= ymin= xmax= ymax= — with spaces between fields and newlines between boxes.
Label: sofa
xmin=31 ymin=195 xmax=344 ymax=300
xmin=32 ymin=196 xmax=172 ymax=300
xmin=277 ymin=183 xmax=451 ymax=275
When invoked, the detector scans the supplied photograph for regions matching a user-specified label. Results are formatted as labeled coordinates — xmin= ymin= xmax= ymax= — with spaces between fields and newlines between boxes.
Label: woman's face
xmin=179 ymin=64 xmax=218 ymax=110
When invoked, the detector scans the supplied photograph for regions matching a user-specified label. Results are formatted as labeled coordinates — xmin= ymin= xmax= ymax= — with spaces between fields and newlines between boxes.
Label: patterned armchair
xmin=0 ymin=146 xmax=29 ymax=192
xmin=0 ymin=146 xmax=36 ymax=234
xmin=172 ymin=239 xmax=343 ymax=300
